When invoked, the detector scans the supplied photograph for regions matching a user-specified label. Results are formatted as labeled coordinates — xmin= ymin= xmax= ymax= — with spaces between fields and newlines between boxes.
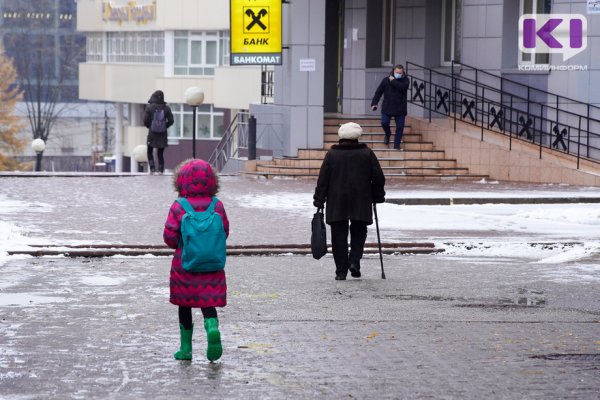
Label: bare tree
xmin=2 ymin=0 xmax=85 ymax=169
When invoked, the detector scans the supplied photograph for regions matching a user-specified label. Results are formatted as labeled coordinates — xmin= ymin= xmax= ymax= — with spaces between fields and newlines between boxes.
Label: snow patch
xmin=0 ymin=293 xmax=70 ymax=307
xmin=79 ymin=276 xmax=127 ymax=286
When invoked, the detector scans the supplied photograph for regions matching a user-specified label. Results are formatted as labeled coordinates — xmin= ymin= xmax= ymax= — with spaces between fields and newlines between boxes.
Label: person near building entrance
xmin=371 ymin=64 xmax=409 ymax=150
xmin=313 ymin=122 xmax=386 ymax=280
xmin=144 ymin=90 xmax=174 ymax=174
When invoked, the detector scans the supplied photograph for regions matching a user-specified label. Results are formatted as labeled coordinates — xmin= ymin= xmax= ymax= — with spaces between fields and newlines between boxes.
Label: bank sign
xmin=230 ymin=0 xmax=282 ymax=65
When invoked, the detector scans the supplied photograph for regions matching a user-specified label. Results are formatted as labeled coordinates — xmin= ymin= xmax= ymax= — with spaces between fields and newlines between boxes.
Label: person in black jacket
xmin=371 ymin=64 xmax=409 ymax=150
xmin=143 ymin=90 xmax=174 ymax=174
xmin=313 ymin=122 xmax=386 ymax=280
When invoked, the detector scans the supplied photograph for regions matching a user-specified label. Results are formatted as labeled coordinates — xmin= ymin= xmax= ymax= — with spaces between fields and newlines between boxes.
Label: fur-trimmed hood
xmin=172 ymin=159 xmax=220 ymax=197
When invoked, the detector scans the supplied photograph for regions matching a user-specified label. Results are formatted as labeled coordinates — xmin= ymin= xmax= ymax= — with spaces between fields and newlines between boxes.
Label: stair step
xmin=382 ymin=166 xmax=469 ymax=172
xmin=259 ymin=157 xmax=459 ymax=169
xmin=245 ymin=115 xmax=488 ymax=181
xmin=245 ymin=171 xmax=488 ymax=181
xmin=323 ymin=141 xmax=434 ymax=151
xmin=323 ymin=125 xmax=413 ymax=134
xmin=297 ymin=148 xmax=446 ymax=157
xmin=324 ymin=132 xmax=421 ymax=141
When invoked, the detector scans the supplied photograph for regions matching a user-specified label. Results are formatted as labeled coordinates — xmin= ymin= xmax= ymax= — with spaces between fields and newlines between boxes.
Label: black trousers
xmin=330 ymin=220 xmax=368 ymax=276
xmin=178 ymin=306 xmax=217 ymax=330
xmin=147 ymin=146 xmax=165 ymax=170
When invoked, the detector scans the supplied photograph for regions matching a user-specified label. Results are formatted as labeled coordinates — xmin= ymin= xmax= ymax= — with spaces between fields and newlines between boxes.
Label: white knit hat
xmin=338 ymin=122 xmax=363 ymax=140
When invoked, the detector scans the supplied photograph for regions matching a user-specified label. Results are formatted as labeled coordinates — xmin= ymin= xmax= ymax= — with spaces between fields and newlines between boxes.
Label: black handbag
xmin=311 ymin=208 xmax=327 ymax=259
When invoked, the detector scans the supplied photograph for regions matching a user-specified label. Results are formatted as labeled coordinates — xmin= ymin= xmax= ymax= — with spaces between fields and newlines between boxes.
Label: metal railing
xmin=207 ymin=111 xmax=250 ymax=171
xmin=406 ymin=61 xmax=600 ymax=168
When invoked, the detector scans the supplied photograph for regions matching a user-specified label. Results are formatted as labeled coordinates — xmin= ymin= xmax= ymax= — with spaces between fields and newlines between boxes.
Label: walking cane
xmin=373 ymin=203 xmax=386 ymax=279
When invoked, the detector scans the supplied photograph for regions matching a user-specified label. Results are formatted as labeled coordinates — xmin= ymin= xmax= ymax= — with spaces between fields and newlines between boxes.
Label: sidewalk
xmin=1 ymin=175 xmax=599 ymax=399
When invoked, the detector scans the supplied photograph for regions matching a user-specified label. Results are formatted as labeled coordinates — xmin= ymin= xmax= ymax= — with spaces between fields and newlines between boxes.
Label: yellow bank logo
xmin=244 ymin=7 xmax=270 ymax=34
xmin=231 ymin=0 xmax=282 ymax=65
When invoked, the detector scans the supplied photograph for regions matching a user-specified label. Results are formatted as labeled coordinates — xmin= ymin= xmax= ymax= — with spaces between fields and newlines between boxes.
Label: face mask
xmin=394 ymin=73 xmax=402 ymax=79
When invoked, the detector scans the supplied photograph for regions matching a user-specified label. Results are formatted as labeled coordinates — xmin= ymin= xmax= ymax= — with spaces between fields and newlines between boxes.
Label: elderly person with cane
xmin=313 ymin=122 xmax=386 ymax=280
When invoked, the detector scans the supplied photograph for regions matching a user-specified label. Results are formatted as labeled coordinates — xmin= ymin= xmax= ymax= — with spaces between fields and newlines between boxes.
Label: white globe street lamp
xmin=184 ymin=86 xmax=204 ymax=159
xmin=132 ymin=144 xmax=148 ymax=163
xmin=31 ymin=138 xmax=46 ymax=172
xmin=132 ymin=144 xmax=148 ymax=173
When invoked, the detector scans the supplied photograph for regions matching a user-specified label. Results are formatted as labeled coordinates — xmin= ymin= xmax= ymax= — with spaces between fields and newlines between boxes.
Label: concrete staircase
xmin=246 ymin=116 xmax=488 ymax=181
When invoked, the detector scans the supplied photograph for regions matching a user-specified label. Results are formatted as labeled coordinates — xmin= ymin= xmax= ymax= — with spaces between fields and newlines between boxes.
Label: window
xmin=441 ymin=0 xmax=462 ymax=65
xmin=519 ymin=0 xmax=551 ymax=65
xmin=86 ymin=33 xmax=104 ymax=62
xmin=104 ymin=32 xmax=164 ymax=64
xmin=169 ymin=104 xmax=226 ymax=140
xmin=382 ymin=0 xmax=395 ymax=66
xmin=219 ymin=31 xmax=230 ymax=66
xmin=174 ymin=31 xmax=224 ymax=76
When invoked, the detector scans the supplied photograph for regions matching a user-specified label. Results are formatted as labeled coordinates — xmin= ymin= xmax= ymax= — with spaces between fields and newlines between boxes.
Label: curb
xmin=387 ymin=197 xmax=600 ymax=205
xmin=6 ymin=242 xmax=443 ymax=258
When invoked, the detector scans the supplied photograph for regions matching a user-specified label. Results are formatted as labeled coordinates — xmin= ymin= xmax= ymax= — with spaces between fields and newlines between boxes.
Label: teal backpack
xmin=176 ymin=197 xmax=226 ymax=273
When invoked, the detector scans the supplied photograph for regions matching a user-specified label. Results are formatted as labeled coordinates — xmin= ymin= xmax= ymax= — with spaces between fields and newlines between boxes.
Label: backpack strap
xmin=176 ymin=198 xmax=195 ymax=214
xmin=206 ymin=197 xmax=219 ymax=213
xmin=177 ymin=197 xmax=219 ymax=214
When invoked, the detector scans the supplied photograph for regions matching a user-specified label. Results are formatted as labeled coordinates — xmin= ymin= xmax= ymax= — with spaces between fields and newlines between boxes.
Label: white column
xmin=115 ymin=102 xmax=124 ymax=173
xmin=130 ymin=156 xmax=139 ymax=173
xmin=130 ymin=103 xmax=142 ymax=126
xmin=164 ymin=31 xmax=174 ymax=78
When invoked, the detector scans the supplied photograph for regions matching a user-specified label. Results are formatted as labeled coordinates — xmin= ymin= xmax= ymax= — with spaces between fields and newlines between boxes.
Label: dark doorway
xmin=324 ymin=0 xmax=344 ymax=113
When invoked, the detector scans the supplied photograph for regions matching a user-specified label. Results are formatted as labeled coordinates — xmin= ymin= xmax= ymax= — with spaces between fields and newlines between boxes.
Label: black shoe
xmin=335 ymin=275 xmax=346 ymax=281
xmin=349 ymin=262 xmax=361 ymax=278
xmin=383 ymin=136 xmax=390 ymax=145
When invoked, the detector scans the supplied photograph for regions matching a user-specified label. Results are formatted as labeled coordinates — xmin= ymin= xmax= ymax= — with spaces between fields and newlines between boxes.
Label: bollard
xmin=248 ymin=115 xmax=257 ymax=160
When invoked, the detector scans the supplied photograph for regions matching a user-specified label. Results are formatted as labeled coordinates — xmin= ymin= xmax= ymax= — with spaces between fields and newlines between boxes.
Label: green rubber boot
xmin=174 ymin=323 xmax=193 ymax=360
xmin=204 ymin=318 xmax=222 ymax=361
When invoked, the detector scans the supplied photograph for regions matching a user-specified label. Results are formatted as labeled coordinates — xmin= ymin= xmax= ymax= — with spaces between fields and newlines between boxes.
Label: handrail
xmin=405 ymin=61 xmax=600 ymax=169
xmin=207 ymin=111 xmax=250 ymax=171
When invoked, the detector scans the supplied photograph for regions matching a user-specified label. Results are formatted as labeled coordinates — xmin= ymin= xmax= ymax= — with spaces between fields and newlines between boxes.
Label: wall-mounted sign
xmin=299 ymin=59 xmax=316 ymax=72
xmin=103 ymin=0 xmax=156 ymax=25
xmin=230 ymin=0 xmax=282 ymax=65
xmin=588 ymin=0 xmax=600 ymax=14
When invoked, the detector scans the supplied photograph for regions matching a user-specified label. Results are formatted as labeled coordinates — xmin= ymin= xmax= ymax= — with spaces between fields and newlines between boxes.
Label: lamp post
xmin=132 ymin=144 xmax=148 ymax=173
xmin=184 ymin=86 xmax=204 ymax=159
xmin=31 ymin=138 xmax=45 ymax=172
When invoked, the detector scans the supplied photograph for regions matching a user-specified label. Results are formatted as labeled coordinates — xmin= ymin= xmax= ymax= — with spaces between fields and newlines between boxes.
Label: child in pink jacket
xmin=163 ymin=159 xmax=229 ymax=361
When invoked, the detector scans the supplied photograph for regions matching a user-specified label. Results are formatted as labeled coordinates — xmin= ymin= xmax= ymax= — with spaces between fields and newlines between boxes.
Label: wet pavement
xmin=1 ymin=175 xmax=600 ymax=399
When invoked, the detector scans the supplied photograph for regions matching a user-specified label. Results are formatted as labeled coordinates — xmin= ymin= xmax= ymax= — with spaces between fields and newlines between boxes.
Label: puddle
xmin=530 ymin=354 xmax=600 ymax=361
xmin=373 ymin=293 xmax=546 ymax=308
xmin=372 ymin=294 xmax=463 ymax=302
xmin=498 ymin=297 xmax=546 ymax=306
xmin=454 ymin=297 xmax=545 ymax=309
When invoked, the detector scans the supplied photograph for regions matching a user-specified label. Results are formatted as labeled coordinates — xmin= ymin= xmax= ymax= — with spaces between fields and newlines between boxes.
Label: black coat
xmin=144 ymin=90 xmax=175 ymax=149
xmin=371 ymin=75 xmax=409 ymax=116
xmin=314 ymin=141 xmax=386 ymax=225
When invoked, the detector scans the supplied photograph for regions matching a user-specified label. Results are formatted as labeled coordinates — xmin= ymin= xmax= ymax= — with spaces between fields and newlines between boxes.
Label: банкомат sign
xmin=230 ymin=0 xmax=282 ymax=65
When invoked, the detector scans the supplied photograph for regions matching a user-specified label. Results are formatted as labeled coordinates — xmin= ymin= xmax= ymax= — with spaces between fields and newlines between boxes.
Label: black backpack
xmin=150 ymin=108 xmax=167 ymax=132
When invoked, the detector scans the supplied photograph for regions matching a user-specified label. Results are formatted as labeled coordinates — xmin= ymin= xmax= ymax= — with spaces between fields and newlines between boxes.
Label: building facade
xmin=251 ymin=0 xmax=600 ymax=162
xmin=76 ymin=0 xmax=262 ymax=172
